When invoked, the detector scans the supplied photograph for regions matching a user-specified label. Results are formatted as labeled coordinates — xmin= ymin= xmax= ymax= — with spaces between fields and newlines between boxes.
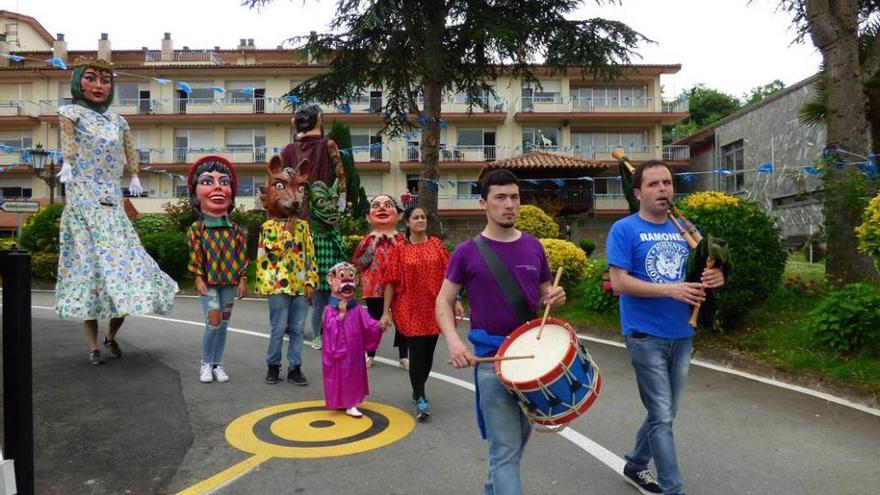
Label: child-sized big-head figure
xmin=328 ymin=261 xmax=358 ymax=302
xmin=188 ymin=155 xmax=238 ymax=217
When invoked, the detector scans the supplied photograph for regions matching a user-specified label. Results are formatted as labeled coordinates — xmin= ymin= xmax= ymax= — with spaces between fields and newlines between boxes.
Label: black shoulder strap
xmin=473 ymin=235 xmax=535 ymax=325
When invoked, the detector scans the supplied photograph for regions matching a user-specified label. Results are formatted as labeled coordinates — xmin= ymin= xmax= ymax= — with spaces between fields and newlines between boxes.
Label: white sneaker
xmin=346 ymin=407 xmax=363 ymax=418
xmin=213 ymin=365 xmax=229 ymax=383
xmin=199 ymin=363 xmax=213 ymax=383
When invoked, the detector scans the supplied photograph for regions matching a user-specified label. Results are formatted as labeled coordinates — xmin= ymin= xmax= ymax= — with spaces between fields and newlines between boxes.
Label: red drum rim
xmin=495 ymin=316 xmax=577 ymax=390
xmin=530 ymin=373 xmax=602 ymax=426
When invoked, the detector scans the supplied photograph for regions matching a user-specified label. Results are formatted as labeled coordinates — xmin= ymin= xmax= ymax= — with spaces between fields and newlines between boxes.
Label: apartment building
xmin=0 ymin=11 xmax=690 ymax=240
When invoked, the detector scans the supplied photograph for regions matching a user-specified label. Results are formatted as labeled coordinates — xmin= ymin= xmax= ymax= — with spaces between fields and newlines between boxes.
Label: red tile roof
xmin=484 ymin=151 xmax=609 ymax=172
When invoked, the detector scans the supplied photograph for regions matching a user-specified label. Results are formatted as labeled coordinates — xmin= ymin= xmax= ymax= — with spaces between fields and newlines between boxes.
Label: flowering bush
xmin=782 ymin=274 xmax=827 ymax=297
xmin=678 ymin=191 xmax=786 ymax=329
xmin=856 ymin=192 xmax=880 ymax=266
xmin=581 ymin=259 xmax=619 ymax=314
xmin=540 ymin=238 xmax=588 ymax=288
xmin=516 ymin=205 xmax=560 ymax=239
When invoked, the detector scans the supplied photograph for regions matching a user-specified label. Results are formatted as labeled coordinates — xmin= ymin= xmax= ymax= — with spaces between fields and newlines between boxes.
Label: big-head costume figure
xmin=255 ymin=155 xmax=319 ymax=386
xmin=352 ymin=194 xmax=406 ymax=366
xmin=186 ymin=155 xmax=249 ymax=384
xmin=321 ymin=262 xmax=382 ymax=418
xmin=280 ymin=103 xmax=347 ymax=215
xmin=307 ymin=179 xmax=348 ymax=349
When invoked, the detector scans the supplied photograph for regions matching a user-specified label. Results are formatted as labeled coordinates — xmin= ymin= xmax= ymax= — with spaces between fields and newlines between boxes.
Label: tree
xmin=326 ymin=119 xmax=370 ymax=218
xmin=776 ymin=0 xmax=880 ymax=284
xmin=244 ymin=0 xmax=646 ymax=235
xmin=743 ymin=79 xmax=785 ymax=106
xmin=663 ymin=84 xmax=741 ymax=143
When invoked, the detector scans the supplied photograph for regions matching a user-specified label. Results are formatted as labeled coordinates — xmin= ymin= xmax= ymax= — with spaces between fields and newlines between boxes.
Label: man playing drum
xmin=607 ymin=160 xmax=725 ymax=495
xmin=436 ymin=169 xmax=566 ymax=495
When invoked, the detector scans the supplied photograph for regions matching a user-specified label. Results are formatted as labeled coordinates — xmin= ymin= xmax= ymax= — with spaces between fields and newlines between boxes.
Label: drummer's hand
xmin=448 ymin=341 xmax=476 ymax=368
xmin=701 ymin=267 xmax=724 ymax=289
xmin=543 ymin=286 xmax=566 ymax=308
xmin=668 ymin=282 xmax=706 ymax=305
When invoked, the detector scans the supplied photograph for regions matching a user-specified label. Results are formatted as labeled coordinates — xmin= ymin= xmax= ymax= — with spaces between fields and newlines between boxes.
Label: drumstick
xmin=447 ymin=354 xmax=535 ymax=365
xmin=536 ymin=266 xmax=564 ymax=340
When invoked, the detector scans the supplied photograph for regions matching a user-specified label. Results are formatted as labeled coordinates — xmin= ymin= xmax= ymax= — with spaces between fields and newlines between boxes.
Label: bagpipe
xmin=612 ymin=149 xmax=730 ymax=328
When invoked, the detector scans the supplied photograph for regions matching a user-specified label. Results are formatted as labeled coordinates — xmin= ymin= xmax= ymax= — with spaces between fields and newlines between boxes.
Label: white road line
xmin=23 ymin=303 xmax=880 ymax=418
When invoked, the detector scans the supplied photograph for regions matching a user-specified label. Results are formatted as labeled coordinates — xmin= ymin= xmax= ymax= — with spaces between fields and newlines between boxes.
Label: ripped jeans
xmin=200 ymin=285 xmax=236 ymax=365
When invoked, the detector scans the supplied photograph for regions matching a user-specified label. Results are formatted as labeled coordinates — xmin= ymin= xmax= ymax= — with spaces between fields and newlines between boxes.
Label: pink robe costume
xmin=322 ymin=303 xmax=383 ymax=409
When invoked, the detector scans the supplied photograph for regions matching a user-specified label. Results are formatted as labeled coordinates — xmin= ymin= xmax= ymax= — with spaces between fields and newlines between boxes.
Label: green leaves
xmin=808 ymin=283 xmax=880 ymax=356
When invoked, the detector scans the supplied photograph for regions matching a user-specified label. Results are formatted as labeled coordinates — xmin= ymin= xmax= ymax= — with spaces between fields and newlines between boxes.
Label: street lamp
xmin=28 ymin=143 xmax=56 ymax=205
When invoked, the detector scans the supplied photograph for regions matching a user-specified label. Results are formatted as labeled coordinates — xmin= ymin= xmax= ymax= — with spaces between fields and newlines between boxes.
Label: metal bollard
xmin=1 ymin=249 xmax=33 ymax=495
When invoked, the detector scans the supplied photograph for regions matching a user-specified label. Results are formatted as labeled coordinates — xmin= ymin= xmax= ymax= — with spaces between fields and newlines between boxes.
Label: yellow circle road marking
xmin=226 ymin=400 xmax=415 ymax=459
xmin=270 ymin=410 xmax=373 ymax=443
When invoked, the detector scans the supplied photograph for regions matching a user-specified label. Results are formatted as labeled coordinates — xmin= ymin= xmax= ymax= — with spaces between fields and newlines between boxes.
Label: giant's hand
xmin=57 ymin=163 xmax=73 ymax=183
xmin=128 ymin=176 xmax=143 ymax=197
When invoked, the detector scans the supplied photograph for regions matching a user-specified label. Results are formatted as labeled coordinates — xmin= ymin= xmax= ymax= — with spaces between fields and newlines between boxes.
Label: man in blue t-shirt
xmin=607 ymin=160 xmax=725 ymax=495
xmin=436 ymin=169 xmax=565 ymax=495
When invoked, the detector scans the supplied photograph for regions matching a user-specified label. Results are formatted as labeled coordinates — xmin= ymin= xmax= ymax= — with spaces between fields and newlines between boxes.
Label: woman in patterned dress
xmin=55 ymin=59 xmax=178 ymax=365
xmin=380 ymin=206 xmax=463 ymax=421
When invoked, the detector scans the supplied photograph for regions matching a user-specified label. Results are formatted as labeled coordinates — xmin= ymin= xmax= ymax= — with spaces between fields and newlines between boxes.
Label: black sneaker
xmin=623 ymin=464 xmax=662 ymax=494
xmin=265 ymin=365 xmax=281 ymax=384
xmin=288 ymin=367 xmax=308 ymax=386
xmin=89 ymin=349 xmax=105 ymax=365
xmin=103 ymin=338 xmax=122 ymax=358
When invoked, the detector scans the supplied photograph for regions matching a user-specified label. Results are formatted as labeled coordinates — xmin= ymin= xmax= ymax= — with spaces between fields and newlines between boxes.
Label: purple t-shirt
xmin=446 ymin=233 xmax=551 ymax=336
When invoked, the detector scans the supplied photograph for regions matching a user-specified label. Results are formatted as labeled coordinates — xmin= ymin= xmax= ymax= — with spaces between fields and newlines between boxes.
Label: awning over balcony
xmin=479 ymin=151 xmax=610 ymax=178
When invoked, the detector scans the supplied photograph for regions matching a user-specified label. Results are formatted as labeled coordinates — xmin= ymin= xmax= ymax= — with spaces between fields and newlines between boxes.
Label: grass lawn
xmin=558 ymin=253 xmax=880 ymax=395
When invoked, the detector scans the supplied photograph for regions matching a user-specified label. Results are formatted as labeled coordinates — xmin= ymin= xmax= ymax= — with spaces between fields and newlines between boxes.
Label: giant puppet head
xmin=70 ymin=58 xmax=115 ymax=114
xmin=293 ymin=103 xmax=323 ymax=137
xmin=327 ymin=261 xmax=358 ymax=301
xmin=367 ymin=193 xmax=403 ymax=236
xmin=258 ymin=155 xmax=308 ymax=219
xmin=308 ymin=179 xmax=341 ymax=228
xmin=188 ymin=155 xmax=238 ymax=217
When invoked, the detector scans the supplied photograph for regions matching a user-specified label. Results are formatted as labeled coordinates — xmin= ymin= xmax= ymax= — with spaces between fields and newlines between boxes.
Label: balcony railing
xmin=171 ymin=147 xmax=268 ymax=163
xmin=144 ymin=50 xmax=224 ymax=65
xmin=401 ymin=145 xmax=513 ymax=162
xmin=111 ymin=98 xmax=163 ymax=115
xmin=516 ymin=96 xmax=690 ymax=113
xmin=0 ymin=100 xmax=41 ymax=117
xmin=571 ymin=145 xmax=690 ymax=161
xmin=350 ymin=144 xmax=390 ymax=162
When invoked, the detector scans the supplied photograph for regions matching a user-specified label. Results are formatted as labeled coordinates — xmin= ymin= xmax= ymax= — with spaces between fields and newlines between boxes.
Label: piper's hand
xmin=543 ymin=286 xmax=566 ymax=308
xmin=448 ymin=341 xmax=476 ymax=369
xmin=668 ymin=282 xmax=706 ymax=305
xmin=454 ymin=301 xmax=464 ymax=319
xmin=128 ymin=175 xmax=143 ymax=197
xmin=701 ymin=267 xmax=725 ymax=289
xmin=337 ymin=192 xmax=347 ymax=212
xmin=195 ymin=276 xmax=208 ymax=296
xmin=57 ymin=163 xmax=73 ymax=183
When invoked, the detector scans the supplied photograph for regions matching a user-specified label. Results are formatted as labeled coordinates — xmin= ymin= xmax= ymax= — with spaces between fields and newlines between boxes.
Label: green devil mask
xmin=71 ymin=64 xmax=115 ymax=114
xmin=309 ymin=179 xmax=341 ymax=229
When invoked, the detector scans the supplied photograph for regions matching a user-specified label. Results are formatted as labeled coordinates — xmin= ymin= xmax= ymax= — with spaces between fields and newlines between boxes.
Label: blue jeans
xmin=476 ymin=363 xmax=531 ymax=495
xmin=624 ymin=334 xmax=693 ymax=495
xmin=199 ymin=285 xmax=236 ymax=365
xmin=266 ymin=294 xmax=308 ymax=369
xmin=310 ymin=289 xmax=331 ymax=340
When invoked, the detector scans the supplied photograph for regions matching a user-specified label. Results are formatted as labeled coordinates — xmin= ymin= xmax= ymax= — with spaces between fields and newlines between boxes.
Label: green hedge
xmin=141 ymin=232 xmax=190 ymax=281
xmin=808 ymin=283 xmax=880 ymax=356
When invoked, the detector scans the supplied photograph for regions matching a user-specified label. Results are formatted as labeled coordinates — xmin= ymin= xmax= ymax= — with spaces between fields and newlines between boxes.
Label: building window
xmin=174 ymin=128 xmax=214 ymax=162
xmin=225 ymin=128 xmax=266 ymax=162
xmin=0 ymin=131 xmax=32 ymax=157
xmin=722 ymin=140 xmax=745 ymax=193
xmin=351 ymin=128 xmax=383 ymax=161
xmin=456 ymin=177 xmax=479 ymax=197
xmin=522 ymin=127 xmax=559 ymax=151
xmin=360 ymin=174 xmax=383 ymax=197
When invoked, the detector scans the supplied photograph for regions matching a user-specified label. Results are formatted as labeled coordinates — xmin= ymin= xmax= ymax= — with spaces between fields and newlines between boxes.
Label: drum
xmin=495 ymin=317 xmax=601 ymax=427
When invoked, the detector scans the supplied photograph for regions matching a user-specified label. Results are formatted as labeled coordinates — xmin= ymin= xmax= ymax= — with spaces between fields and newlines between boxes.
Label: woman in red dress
xmin=381 ymin=206 xmax=463 ymax=421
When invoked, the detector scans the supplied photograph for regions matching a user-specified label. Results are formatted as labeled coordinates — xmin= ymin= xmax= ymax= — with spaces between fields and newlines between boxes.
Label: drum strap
xmin=473 ymin=236 xmax=535 ymax=325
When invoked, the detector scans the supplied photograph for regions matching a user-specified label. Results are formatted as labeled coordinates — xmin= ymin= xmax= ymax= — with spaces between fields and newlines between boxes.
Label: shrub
xmin=0 ymin=238 xmax=18 ymax=250
xmin=677 ymin=191 xmax=787 ymax=329
xmin=31 ymin=251 xmax=59 ymax=280
xmin=18 ymin=203 xmax=64 ymax=253
xmin=516 ymin=205 xmax=559 ymax=239
xmin=578 ymin=239 xmax=597 ymax=257
xmin=140 ymin=232 xmax=190 ymax=281
xmin=230 ymin=208 xmax=266 ymax=260
xmin=540 ymin=238 xmax=588 ymax=289
xmin=344 ymin=235 xmax=364 ymax=261
xmin=580 ymin=259 xmax=618 ymax=314
xmin=856 ymin=192 xmax=880 ymax=266
xmin=132 ymin=214 xmax=173 ymax=238
xmin=808 ymin=283 xmax=880 ymax=356
xmin=162 ymin=197 xmax=199 ymax=232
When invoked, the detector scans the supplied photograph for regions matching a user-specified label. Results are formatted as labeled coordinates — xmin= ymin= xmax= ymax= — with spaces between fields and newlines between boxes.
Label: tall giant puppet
xmin=307 ymin=179 xmax=348 ymax=350
xmin=55 ymin=58 xmax=178 ymax=365
xmin=352 ymin=194 xmax=405 ymax=368
xmin=280 ymin=103 xmax=347 ymax=215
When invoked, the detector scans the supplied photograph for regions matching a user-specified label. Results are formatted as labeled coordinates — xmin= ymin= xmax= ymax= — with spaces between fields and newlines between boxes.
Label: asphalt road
xmin=3 ymin=292 xmax=878 ymax=495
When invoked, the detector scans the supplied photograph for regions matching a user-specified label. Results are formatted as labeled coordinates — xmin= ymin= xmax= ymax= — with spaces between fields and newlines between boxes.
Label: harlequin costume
xmin=55 ymin=58 xmax=178 ymax=321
